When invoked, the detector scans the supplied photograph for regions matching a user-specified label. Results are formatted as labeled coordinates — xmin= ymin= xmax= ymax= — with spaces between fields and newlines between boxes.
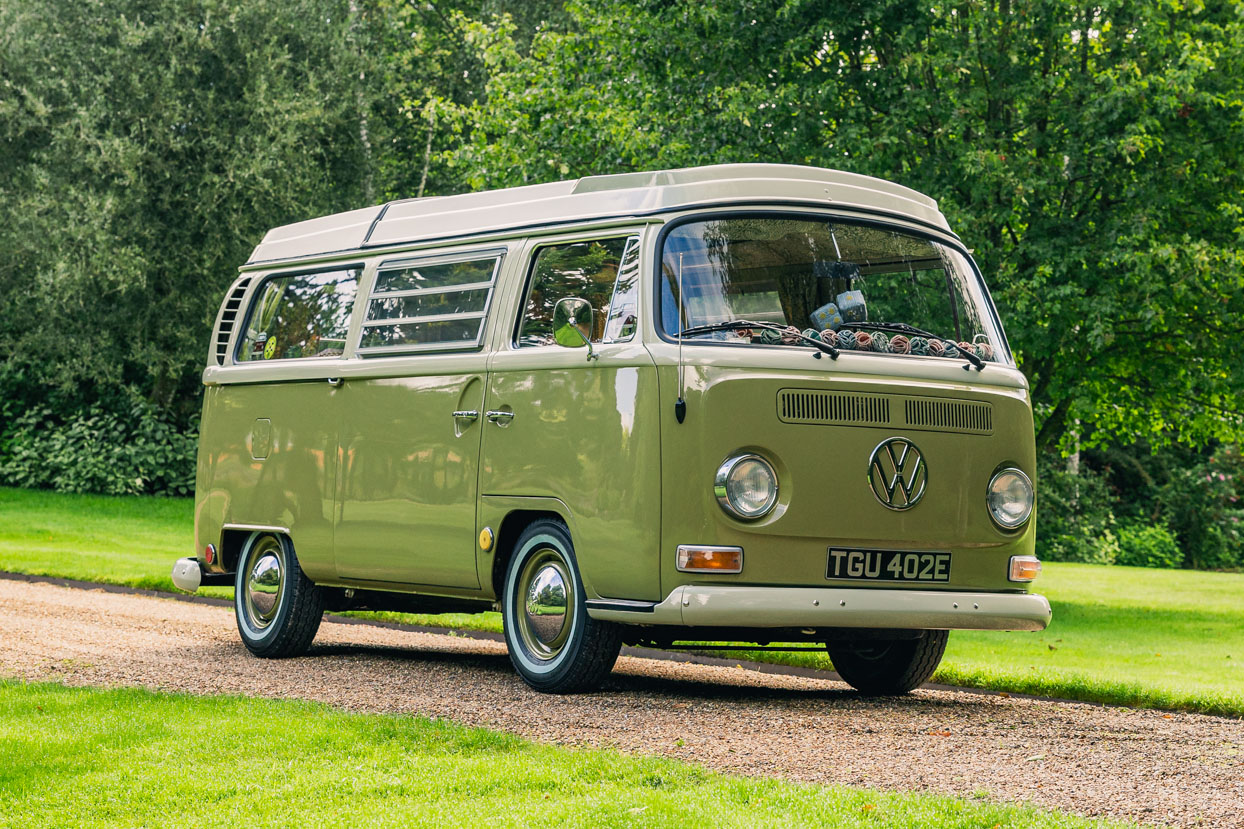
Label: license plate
xmin=827 ymin=549 xmax=951 ymax=582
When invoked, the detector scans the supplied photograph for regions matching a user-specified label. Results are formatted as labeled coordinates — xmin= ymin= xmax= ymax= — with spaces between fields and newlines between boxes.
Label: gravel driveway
xmin=1 ymin=577 xmax=1240 ymax=827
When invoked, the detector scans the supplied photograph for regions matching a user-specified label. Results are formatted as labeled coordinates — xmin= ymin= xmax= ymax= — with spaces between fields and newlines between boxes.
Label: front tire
xmin=826 ymin=630 xmax=948 ymax=695
xmin=502 ymin=520 xmax=622 ymax=693
xmin=234 ymin=532 xmax=325 ymax=658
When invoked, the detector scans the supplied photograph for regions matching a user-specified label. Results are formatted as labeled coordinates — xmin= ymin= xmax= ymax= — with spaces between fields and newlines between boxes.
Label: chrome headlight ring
xmin=715 ymin=453 xmax=779 ymax=521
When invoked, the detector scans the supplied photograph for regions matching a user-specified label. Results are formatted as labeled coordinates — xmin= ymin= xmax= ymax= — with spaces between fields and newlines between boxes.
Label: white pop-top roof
xmin=245 ymin=163 xmax=949 ymax=266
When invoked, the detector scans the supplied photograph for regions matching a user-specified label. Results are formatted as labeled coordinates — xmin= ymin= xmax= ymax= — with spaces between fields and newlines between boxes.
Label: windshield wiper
xmin=839 ymin=321 xmax=986 ymax=371
xmin=680 ymin=320 xmax=839 ymax=359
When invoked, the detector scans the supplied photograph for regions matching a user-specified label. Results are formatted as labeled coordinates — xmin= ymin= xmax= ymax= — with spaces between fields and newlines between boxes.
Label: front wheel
xmin=502 ymin=520 xmax=622 ymax=693
xmin=826 ymin=630 xmax=948 ymax=695
xmin=234 ymin=532 xmax=325 ymax=658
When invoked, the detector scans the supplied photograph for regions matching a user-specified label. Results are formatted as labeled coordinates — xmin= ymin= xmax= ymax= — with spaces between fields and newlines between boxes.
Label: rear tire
xmin=826 ymin=630 xmax=948 ymax=695
xmin=234 ymin=532 xmax=325 ymax=658
xmin=502 ymin=519 xmax=622 ymax=693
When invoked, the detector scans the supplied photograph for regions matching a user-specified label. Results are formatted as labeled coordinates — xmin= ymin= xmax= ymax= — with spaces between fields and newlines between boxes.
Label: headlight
xmin=987 ymin=467 xmax=1034 ymax=529
xmin=715 ymin=454 xmax=779 ymax=520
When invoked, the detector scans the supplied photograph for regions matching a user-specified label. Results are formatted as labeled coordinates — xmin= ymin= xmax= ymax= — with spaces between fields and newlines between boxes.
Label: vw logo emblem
xmin=868 ymin=437 xmax=928 ymax=510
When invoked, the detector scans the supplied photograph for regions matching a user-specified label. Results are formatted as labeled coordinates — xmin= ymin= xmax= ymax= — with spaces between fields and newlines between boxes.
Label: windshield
xmin=659 ymin=217 xmax=1007 ymax=363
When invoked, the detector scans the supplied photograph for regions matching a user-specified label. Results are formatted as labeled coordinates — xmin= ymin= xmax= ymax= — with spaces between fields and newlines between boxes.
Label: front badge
xmin=868 ymin=437 xmax=927 ymax=510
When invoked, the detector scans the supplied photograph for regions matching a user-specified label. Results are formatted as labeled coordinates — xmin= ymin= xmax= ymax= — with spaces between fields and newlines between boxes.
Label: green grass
xmin=2 ymin=486 xmax=1242 ymax=716
xmin=0 ymin=681 xmax=1129 ymax=828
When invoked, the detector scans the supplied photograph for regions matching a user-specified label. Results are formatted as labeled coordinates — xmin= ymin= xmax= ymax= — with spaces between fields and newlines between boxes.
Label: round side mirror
xmin=553 ymin=297 xmax=593 ymax=349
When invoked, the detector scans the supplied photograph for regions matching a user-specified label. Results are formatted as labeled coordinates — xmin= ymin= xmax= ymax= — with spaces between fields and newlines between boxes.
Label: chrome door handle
xmin=485 ymin=410 xmax=514 ymax=423
xmin=327 ymin=377 xmax=343 ymax=387
xmin=452 ymin=410 xmax=479 ymax=422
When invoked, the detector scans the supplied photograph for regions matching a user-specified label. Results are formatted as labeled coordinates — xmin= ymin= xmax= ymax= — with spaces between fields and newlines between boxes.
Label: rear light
xmin=204 ymin=544 xmax=217 ymax=566
xmin=1008 ymin=555 xmax=1041 ymax=582
xmin=676 ymin=545 xmax=743 ymax=574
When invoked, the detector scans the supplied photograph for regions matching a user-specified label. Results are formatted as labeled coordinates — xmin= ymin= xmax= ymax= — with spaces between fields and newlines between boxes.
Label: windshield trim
xmin=649 ymin=208 xmax=1012 ymax=366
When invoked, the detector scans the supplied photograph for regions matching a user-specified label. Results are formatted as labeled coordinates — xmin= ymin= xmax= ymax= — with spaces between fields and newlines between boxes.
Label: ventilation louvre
xmin=777 ymin=390 xmax=892 ymax=426
xmin=905 ymin=397 xmax=993 ymax=434
xmin=214 ymin=277 xmax=252 ymax=365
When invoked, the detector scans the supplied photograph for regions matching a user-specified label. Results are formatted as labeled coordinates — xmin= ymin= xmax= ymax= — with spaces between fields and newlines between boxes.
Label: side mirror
xmin=553 ymin=297 xmax=597 ymax=360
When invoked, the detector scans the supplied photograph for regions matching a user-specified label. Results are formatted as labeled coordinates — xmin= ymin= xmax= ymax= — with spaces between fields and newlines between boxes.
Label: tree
xmin=0 ymin=0 xmax=391 ymax=422
xmin=444 ymin=0 xmax=1244 ymax=452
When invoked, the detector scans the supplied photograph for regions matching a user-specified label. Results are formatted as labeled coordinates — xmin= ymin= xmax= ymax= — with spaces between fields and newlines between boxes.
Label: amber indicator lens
xmin=676 ymin=545 xmax=743 ymax=573
xmin=1008 ymin=555 xmax=1042 ymax=582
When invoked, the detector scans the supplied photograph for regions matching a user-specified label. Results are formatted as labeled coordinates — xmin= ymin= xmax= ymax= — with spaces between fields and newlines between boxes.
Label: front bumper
xmin=586 ymin=585 xmax=1051 ymax=631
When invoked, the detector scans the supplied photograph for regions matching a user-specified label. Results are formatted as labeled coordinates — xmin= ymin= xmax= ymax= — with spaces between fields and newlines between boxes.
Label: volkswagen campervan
xmin=173 ymin=164 xmax=1050 ymax=694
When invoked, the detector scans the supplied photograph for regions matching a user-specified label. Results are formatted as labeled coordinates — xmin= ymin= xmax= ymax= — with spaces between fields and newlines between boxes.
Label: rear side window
xmin=358 ymin=253 xmax=501 ymax=355
xmin=236 ymin=267 xmax=360 ymax=362
xmin=517 ymin=235 xmax=641 ymax=347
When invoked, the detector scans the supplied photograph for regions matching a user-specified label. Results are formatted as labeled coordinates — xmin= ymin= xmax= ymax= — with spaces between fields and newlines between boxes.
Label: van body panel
xmin=651 ymin=345 xmax=1036 ymax=598
xmin=333 ymin=359 xmax=486 ymax=588
xmin=195 ymin=378 xmax=341 ymax=582
xmin=480 ymin=342 xmax=662 ymax=602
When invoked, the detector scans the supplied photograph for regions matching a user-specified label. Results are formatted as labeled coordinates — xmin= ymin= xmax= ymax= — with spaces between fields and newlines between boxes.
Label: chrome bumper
xmin=171 ymin=557 xmax=202 ymax=593
xmin=586 ymin=585 xmax=1051 ymax=631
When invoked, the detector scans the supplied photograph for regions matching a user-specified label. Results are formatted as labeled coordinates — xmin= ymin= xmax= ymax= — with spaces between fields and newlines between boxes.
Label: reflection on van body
xmin=178 ymin=164 xmax=1049 ymax=695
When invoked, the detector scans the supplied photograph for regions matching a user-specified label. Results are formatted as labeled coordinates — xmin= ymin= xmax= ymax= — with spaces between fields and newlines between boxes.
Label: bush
xmin=0 ymin=403 xmax=196 ymax=497
xmin=1157 ymin=445 xmax=1244 ymax=570
xmin=1037 ymin=459 xmax=1119 ymax=564
xmin=1116 ymin=524 xmax=1183 ymax=568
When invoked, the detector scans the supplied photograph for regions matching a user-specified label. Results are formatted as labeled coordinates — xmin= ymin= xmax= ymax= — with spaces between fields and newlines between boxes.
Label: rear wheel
xmin=234 ymin=532 xmax=325 ymax=658
xmin=502 ymin=519 xmax=622 ymax=693
xmin=826 ymin=630 xmax=948 ymax=695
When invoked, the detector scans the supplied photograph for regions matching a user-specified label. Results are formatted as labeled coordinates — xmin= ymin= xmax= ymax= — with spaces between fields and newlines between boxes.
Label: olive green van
xmin=173 ymin=163 xmax=1049 ymax=695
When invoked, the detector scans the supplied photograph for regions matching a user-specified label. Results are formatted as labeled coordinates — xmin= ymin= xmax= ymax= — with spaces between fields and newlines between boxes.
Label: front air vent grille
xmin=778 ymin=390 xmax=892 ymax=426
xmin=214 ymin=277 xmax=252 ymax=365
xmin=778 ymin=389 xmax=995 ymax=434
xmin=905 ymin=398 xmax=993 ymax=434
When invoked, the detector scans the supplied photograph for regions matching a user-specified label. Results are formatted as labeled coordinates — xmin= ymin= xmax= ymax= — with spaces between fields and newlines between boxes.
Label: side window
xmin=358 ymin=254 xmax=501 ymax=354
xmin=518 ymin=235 xmax=641 ymax=347
xmin=237 ymin=267 xmax=360 ymax=362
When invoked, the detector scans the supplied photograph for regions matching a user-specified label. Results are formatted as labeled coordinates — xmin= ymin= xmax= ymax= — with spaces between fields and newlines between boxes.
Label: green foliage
xmin=0 ymin=404 xmax=196 ymax=497
xmin=1115 ymin=524 xmax=1182 ymax=569
xmin=1156 ymin=444 xmax=1244 ymax=569
xmin=0 ymin=0 xmax=392 ymax=423
xmin=1036 ymin=460 xmax=1118 ymax=564
xmin=443 ymin=0 xmax=1244 ymax=453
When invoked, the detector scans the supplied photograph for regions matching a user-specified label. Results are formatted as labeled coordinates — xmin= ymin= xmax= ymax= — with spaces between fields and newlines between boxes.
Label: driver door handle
xmin=485 ymin=410 xmax=514 ymax=423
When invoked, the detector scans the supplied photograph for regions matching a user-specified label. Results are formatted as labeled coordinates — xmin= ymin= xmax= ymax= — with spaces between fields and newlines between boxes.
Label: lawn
xmin=0 ymin=681 xmax=1129 ymax=828
xmin=2 ymin=486 xmax=1241 ymax=716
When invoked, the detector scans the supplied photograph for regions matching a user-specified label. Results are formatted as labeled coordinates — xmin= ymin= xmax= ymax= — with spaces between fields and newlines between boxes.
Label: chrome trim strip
xmin=222 ymin=523 xmax=291 ymax=536
xmin=360 ymin=310 xmax=487 ymax=328
xmin=584 ymin=599 xmax=656 ymax=614
xmin=368 ymin=281 xmax=495 ymax=299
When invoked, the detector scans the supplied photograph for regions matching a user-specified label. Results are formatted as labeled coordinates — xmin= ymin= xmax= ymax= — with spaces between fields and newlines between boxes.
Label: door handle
xmin=485 ymin=410 xmax=515 ymax=423
xmin=452 ymin=410 xmax=479 ymax=422
xmin=327 ymin=377 xmax=343 ymax=387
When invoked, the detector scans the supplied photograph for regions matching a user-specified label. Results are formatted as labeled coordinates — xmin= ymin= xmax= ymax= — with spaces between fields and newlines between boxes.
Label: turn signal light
xmin=1008 ymin=555 xmax=1041 ymax=582
xmin=676 ymin=545 xmax=743 ymax=574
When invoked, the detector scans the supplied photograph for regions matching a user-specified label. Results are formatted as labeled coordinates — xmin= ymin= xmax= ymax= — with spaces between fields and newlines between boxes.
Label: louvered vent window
xmin=905 ymin=398 xmax=993 ymax=434
xmin=214 ymin=277 xmax=252 ymax=365
xmin=358 ymin=252 xmax=502 ymax=355
xmin=777 ymin=390 xmax=891 ymax=426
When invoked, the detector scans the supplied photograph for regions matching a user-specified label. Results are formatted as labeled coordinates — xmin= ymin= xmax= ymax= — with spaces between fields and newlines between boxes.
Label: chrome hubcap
xmin=517 ymin=550 xmax=573 ymax=659
xmin=244 ymin=541 xmax=284 ymax=628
